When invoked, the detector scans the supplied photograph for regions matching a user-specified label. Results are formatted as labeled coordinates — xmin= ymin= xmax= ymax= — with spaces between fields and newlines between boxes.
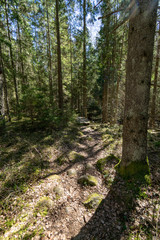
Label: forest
xmin=0 ymin=0 xmax=160 ymax=239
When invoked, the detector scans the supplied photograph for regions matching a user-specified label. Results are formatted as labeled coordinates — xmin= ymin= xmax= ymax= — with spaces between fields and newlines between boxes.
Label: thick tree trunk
xmin=55 ymin=0 xmax=63 ymax=110
xmin=102 ymin=2 xmax=110 ymax=123
xmin=82 ymin=0 xmax=87 ymax=118
xmin=149 ymin=23 xmax=160 ymax=128
xmin=119 ymin=0 xmax=158 ymax=177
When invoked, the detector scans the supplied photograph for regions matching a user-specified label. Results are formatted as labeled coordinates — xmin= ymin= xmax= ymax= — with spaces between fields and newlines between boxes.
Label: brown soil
xmin=0 ymin=123 xmax=160 ymax=240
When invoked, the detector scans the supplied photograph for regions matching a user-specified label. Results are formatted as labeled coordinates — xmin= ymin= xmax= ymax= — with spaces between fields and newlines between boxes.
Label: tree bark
xmin=0 ymin=61 xmax=3 ymax=118
xmin=149 ymin=22 xmax=160 ymax=128
xmin=114 ymin=32 xmax=124 ymax=123
xmin=119 ymin=0 xmax=158 ymax=177
xmin=55 ymin=0 xmax=63 ymax=110
xmin=70 ymin=25 xmax=73 ymax=110
xmin=46 ymin=0 xmax=54 ymax=108
xmin=102 ymin=0 xmax=110 ymax=123
xmin=102 ymin=78 xmax=108 ymax=122
xmin=5 ymin=0 xmax=19 ymax=109
xmin=0 ymin=44 xmax=11 ymax=121
xmin=17 ymin=18 xmax=26 ymax=94
xmin=82 ymin=0 xmax=87 ymax=118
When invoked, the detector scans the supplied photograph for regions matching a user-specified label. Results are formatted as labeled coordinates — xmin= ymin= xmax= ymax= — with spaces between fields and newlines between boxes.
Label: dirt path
xmin=1 ymin=123 xmax=160 ymax=240
xmin=35 ymin=125 xmax=109 ymax=240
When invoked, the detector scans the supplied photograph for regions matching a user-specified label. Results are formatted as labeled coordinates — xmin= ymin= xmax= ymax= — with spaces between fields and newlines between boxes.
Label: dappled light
xmin=0 ymin=0 xmax=160 ymax=239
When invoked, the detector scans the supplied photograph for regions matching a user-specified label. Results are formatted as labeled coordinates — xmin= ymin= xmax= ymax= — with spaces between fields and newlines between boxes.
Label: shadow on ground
xmin=72 ymin=150 xmax=160 ymax=240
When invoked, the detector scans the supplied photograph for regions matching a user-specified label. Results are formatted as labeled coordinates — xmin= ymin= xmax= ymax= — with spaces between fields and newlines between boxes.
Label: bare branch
xmin=151 ymin=83 xmax=160 ymax=88
xmin=94 ymin=0 xmax=103 ymax=9
xmin=98 ymin=8 xmax=124 ymax=20
xmin=111 ymin=16 xmax=129 ymax=33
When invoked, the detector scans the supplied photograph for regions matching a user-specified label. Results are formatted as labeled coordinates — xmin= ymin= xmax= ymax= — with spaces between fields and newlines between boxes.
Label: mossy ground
xmin=83 ymin=193 xmax=103 ymax=209
xmin=0 ymin=120 xmax=160 ymax=239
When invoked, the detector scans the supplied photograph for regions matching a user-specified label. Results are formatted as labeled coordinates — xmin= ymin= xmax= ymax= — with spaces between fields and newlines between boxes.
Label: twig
xmin=94 ymin=0 xmax=103 ymax=8
xmin=34 ymin=147 xmax=43 ymax=159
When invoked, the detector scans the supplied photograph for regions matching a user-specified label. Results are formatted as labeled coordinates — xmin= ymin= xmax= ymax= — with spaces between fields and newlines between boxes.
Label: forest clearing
xmin=0 ymin=0 xmax=160 ymax=239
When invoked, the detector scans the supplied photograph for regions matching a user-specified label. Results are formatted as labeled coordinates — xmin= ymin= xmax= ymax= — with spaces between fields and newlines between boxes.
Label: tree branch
xmin=111 ymin=16 xmax=129 ymax=33
xmin=98 ymin=8 xmax=124 ymax=20
xmin=94 ymin=0 xmax=103 ymax=9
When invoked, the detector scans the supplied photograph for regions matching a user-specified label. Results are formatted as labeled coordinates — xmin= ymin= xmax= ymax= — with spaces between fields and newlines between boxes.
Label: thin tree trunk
xmin=149 ymin=22 xmax=160 ymax=128
xmin=114 ymin=33 xmax=124 ymax=123
xmin=70 ymin=25 xmax=73 ymax=110
xmin=5 ymin=0 xmax=19 ymax=109
xmin=17 ymin=19 xmax=25 ymax=94
xmin=82 ymin=0 xmax=87 ymax=118
xmin=55 ymin=0 xmax=63 ymax=110
xmin=0 ymin=59 xmax=3 ymax=118
xmin=102 ymin=77 xmax=108 ymax=122
xmin=46 ymin=0 xmax=54 ymax=108
xmin=0 ymin=44 xmax=11 ymax=121
xmin=119 ymin=0 xmax=158 ymax=177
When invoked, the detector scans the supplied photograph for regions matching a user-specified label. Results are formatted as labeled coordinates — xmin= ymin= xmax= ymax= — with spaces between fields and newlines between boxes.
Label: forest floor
xmin=0 ymin=117 xmax=160 ymax=240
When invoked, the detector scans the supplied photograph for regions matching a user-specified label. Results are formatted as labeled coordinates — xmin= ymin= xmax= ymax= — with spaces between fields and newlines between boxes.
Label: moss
xmin=96 ymin=158 xmax=107 ymax=173
xmin=53 ymin=185 xmax=64 ymax=197
xmin=34 ymin=197 xmax=53 ymax=217
xmin=96 ymin=154 xmax=120 ymax=173
xmin=87 ymin=136 xmax=93 ymax=141
xmin=78 ymin=174 xmax=98 ymax=186
xmin=47 ymin=174 xmax=61 ymax=181
xmin=83 ymin=193 xmax=103 ymax=209
xmin=78 ymin=131 xmax=84 ymax=137
xmin=56 ymin=156 xmax=66 ymax=165
xmin=116 ymin=159 xmax=150 ymax=181
xmin=69 ymin=151 xmax=85 ymax=162
xmin=67 ymin=168 xmax=77 ymax=177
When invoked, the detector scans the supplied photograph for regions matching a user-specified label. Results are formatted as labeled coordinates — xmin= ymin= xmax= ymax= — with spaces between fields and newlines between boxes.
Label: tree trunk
xmin=5 ymin=0 xmax=19 ymax=110
xmin=102 ymin=73 xmax=108 ymax=123
xmin=102 ymin=1 xmax=110 ymax=123
xmin=17 ymin=19 xmax=25 ymax=94
xmin=0 ymin=55 xmax=5 ymax=129
xmin=0 ymin=44 xmax=11 ymax=121
xmin=82 ymin=0 xmax=87 ymax=118
xmin=119 ymin=0 xmax=158 ymax=177
xmin=0 ymin=61 xmax=3 ymax=117
xmin=149 ymin=22 xmax=160 ymax=128
xmin=55 ymin=0 xmax=63 ymax=110
xmin=46 ymin=0 xmax=54 ymax=108
xmin=114 ymin=33 xmax=124 ymax=123
xmin=70 ymin=25 xmax=73 ymax=110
